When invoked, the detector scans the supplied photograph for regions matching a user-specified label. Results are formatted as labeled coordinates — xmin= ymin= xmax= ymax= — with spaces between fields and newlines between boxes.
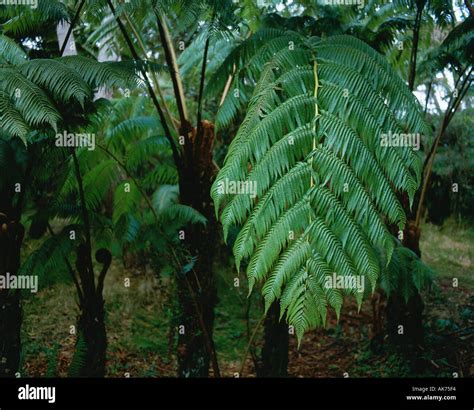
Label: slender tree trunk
xmin=370 ymin=291 xmax=386 ymax=352
xmin=257 ymin=302 xmax=289 ymax=377
xmin=408 ymin=7 xmax=423 ymax=91
xmin=424 ymin=81 xmax=432 ymax=114
xmin=75 ymin=298 xmax=107 ymax=376
xmin=57 ymin=13 xmax=113 ymax=377
xmin=0 ymin=213 xmax=24 ymax=377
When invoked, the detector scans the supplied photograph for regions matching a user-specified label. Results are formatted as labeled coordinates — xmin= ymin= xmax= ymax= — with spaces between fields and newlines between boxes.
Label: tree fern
xmin=0 ymin=48 xmax=143 ymax=141
xmin=212 ymin=33 xmax=428 ymax=341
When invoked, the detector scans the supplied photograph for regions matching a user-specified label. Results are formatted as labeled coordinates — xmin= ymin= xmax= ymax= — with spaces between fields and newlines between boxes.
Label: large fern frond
xmin=212 ymin=33 xmax=428 ymax=341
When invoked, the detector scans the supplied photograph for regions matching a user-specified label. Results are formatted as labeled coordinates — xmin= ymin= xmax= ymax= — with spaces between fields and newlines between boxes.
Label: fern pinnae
xmin=231 ymin=162 xmax=312 ymax=268
xmin=312 ymin=36 xmax=428 ymax=134
xmin=1 ymin=70 xmax=61 ymax=129
xmin=262 ymin=235 xmax=312 ymax=311
xmin=317 ymin=82 xmax=418 ymax=199
xmin=320 ymin=76 xmax=422 ymax=188
xmin=317 ymin=112 xmax=406 ymax=227
xmin=308 ymin=256 xmax=343 ymax=317
xmin=0 ymin=91 xmax=30 ymax=140
xmin=316 ymin=60 xmax=423 ymax=174
xmin=0 ymin=34 xmax=28 ymax=65
xmin=18 ymin=59 xmax=92 ymax=106
xmin=306 ymin=217 xmax=359 ymax=290
xmin=223 ymin=125 xmax=314 ymax=238
xmin=309 ymin=186 xmax=379 ymax=289
xmin=246 ymin=198 xmax=314 ymax=292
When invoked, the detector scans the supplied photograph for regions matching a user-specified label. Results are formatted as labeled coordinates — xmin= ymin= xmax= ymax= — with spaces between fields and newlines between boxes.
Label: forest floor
xmin=20 ymin=220 xmax=473 ymax=378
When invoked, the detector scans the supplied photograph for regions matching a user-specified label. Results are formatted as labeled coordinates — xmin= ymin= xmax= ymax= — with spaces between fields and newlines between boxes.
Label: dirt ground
xmin=21 ymin=222 xmax=473 ymax=378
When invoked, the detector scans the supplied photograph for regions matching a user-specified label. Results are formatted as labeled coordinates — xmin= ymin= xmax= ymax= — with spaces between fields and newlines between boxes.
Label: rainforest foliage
xmin=0 ymin=0 xmax=472 ymax=378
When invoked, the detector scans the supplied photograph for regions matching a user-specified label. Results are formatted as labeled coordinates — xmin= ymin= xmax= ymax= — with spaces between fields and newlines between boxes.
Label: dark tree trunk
xmin=0 ymin=214 xmax=24 ymax=377
xmin=386 ymin=217 xmax=425 ymax=354
xmin=176 ymin=247 xmax=217 ymax=377
xmin=258 ymin=302 xmax=289 ymax=377
xmin=387 ymin=286 xmax=424 ymax=349
xmin=72 ymin=245 xmax=111 ymax=377
xmin=75 ymin=298 xmax=107 ymax=377
xmin=370 ymin=290 xmax=387 ymax=352
xmin=176 ymin=121 xmax=219 ymax=377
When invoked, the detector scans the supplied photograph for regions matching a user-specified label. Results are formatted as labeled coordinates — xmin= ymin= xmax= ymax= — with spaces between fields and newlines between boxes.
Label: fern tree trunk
xmin=74 ymin=298 xmax=107 ymax=376
xmin=258 ymin=302 xmax=289 ymax=377
xmin=0 ymin=212 xmax=24 ymax=377
xmin=177 ymin=121 xmax=219 ymax=377
xmin=71 ymin=245 xmax=111 ymax=377
xmin=386 ymin=195 xmax=425 ymax=356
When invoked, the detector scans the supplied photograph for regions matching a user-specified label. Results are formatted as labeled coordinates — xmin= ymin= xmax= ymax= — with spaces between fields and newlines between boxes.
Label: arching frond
xmin=0 ymin=35 xmax=28 ymax=65
xmin=0 ymin=0 xmax=69 ymax=37
xmin=212 ymin=32 xmax=428 ymax=341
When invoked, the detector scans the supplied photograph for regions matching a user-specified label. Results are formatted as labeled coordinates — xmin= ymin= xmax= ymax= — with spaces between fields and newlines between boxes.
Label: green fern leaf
xmin=212 ymin=32 xmax=428 ymax=337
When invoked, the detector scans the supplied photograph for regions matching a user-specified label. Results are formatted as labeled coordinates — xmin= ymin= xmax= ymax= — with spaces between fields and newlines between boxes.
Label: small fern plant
xmin=211 ymin=33 xmax=429 ymax=341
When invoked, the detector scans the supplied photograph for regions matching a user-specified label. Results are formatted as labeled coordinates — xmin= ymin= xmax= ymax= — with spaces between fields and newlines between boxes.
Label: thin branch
xmin=57 ymin=1 xmax=94 ymax=304
xmin=408 ymin=7 xmax=423 ymax=91
xmin=59 ymin=0 xmax=86 ymax=57
xmin=423 ymin=81 xmax=432 ymax=115
xmin=70 ymin=150 xmax=95 ymax=285
xmin=195 ymin=35 xmax=211 ymax=147
xmin=239 ymin=313 xmax=265 ymax=376
xmin=155 ymin=13 xmax=190 ymax=132
xmin=219 ymin=67 xmax=235 ymax=107
xmin=121 ymin=10 xmax=180 ymax=134
xmin=415 ymin=68 xmax=472 ymax=228
xmin=447 ymin=68 xmax=472 ymax=124
xmin=465 ymin=0 xmax=474 ymax=18
xmin=96 ymin=144 xmax=159 ymax=222
xmin=106 ymin=0 xmax=182 ymax=171
xmin=421 ymin=66 xmax=469 ymax=172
